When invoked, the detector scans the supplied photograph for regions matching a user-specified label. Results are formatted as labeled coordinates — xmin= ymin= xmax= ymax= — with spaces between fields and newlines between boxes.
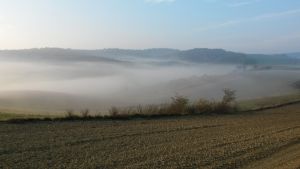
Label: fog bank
xmin=0 ymin=48 xmax=299 ymax=114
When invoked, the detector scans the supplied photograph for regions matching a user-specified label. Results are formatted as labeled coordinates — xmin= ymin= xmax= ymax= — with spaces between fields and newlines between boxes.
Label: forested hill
xmin=0 ymin=48 xmax=299 ymax=65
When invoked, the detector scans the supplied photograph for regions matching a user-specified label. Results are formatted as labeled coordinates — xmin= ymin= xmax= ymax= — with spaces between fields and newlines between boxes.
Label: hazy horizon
xmin=1 ymin=1 xmax=300 ymax=168
xmin=0 ymin=0 xmax=299 ymax=114
xmin=0 ymin=48 xmax=299 ymax=114
xmin=1 ymin=0 xmax=300 ymax=53
xmin=0 ymin=47 xmax=300 ymax=55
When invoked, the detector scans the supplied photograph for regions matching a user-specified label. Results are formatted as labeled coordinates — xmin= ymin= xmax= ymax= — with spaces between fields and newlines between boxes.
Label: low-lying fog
xmin=0 ymin=49 xmax=299 ymax=114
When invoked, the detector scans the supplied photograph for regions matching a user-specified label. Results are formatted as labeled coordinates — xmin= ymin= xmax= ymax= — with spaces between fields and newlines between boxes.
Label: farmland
xmin=1 ymin=102 xmax=300 ymax=169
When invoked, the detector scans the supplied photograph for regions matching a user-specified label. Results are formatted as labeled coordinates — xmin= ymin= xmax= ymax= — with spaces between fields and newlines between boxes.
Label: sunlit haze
xmin=1 ymin=0 xmax=300 ymax=53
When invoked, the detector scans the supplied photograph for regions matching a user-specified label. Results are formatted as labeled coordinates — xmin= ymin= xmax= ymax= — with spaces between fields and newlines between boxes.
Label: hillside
xmin=0 ymin=48 xmax=299 ymax=65
xmin=286 ymin=52 xmax=300 ymax=59
xmin=0 ymin=90 xmax=113 ymax=114
xmin=0 ymin=48 xmax=299 ymax=114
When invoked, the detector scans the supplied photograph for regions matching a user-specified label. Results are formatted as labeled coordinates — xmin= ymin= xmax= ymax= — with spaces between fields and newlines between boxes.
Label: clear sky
xmin=0 ymin=0 xmax=299 ymax=53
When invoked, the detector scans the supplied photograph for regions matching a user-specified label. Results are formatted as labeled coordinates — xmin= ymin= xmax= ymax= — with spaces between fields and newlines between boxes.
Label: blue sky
xmin=0 ymin=0 xmax=299 ymax=53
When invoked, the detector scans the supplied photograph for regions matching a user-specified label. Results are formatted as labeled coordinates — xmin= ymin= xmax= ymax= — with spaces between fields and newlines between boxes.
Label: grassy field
xmin=0 ymin=112 xmax=43 ymax=121
xmin=237 ymin=93 xmax=300 ymax=111
xmin=1 ymin=93 xmax=299 ymax=122
xmin=0 ymin=102 xmax=300 ymax=169
xmin=0 ymin=107 xmax=64 ymax=121
xmin=0 ymin=112 xmax=55 ymax=121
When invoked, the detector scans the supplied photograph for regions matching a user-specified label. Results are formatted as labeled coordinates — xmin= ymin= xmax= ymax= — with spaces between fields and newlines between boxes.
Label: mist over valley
xmin=0 ymin=48 xmax=299 ymax=114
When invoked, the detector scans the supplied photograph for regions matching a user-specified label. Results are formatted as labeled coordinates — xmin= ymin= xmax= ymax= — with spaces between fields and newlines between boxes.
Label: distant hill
xmin=177 ymin=48 xmax=253 ymax=64
xmin=92 ymin=48 xmax=180 ymax=59
xmin=0 ymin=48 xmax=131 ymax=65
xmin=247 ymin=54 xmax=299 ymax=65
xmin=286 ymin=52 xmax=300 ymax=59
xmin=175 ymin=49 xmax=299 ymax=65
xmin=0 ymin=48 xmax=299 ymax=65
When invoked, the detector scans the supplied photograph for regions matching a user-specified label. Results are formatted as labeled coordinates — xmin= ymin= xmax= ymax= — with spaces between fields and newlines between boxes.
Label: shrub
xmin=65 ymin=109 xmax=75 ymax=118
xmin=109 ymin=106 xmax=120 ymax=117
xmin=168 ymin=95 xmax=189 ymax=115
xmin=193 ymin=99 xmax=213 ymax=114
xmin=144 ymin=104 xmax=170 ymax=115
xmin=65 ymin=89 xmax=237 ymax=119
xmin=219 ymin=89 xmax=237 ymax=114
xmin=222 ymin=88 xmax=236 ymax=104
xmin=192 ymin=89 xmax=237 ymax=114
xmin=137 ymin=104 xmax=160 ymax=115
xmin=80 ymin=109 xmax=90 ymax=118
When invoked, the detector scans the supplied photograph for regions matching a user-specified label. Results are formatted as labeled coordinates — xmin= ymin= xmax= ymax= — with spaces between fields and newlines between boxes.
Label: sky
xmin=0 ymin=0 xmax=300 ymax=53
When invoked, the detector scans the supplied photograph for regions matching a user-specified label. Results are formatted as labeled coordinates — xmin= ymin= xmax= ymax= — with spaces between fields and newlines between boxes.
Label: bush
xmin=109 ymin=106 xmax=120 ymax=117
xmin=193 ymin=99 xmax=213 ymax=114
xmin=80 ymin=109 xmax=90 ymax=118
xmin=65 ymin=109 xmax=75 ymax=118
xmin=86 ymin=89 xmax=237 ymax=118
xmin=222 ymin=88 xmax=236 ymax=104
xmin=137 ymin=104 xmax=168 ymax=115
xmin=192 ymin=89 xmax=237 ymax=114
xmin=221 ymin=88 xmax=237 ymax=113
xmin=168 ymin=95 xmax=189 ymax=115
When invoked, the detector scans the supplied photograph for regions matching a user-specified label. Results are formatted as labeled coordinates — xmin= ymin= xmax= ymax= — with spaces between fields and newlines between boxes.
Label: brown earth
xmin=0 ymin=103 xmax=300 ymax=169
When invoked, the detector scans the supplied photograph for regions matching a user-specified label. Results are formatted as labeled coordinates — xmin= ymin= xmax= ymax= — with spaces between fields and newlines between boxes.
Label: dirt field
xmin=1 ymin=104 xmax=300 ymax=169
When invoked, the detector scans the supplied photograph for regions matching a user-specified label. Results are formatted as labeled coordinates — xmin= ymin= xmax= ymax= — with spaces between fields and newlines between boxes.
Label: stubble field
xmin=0 ymin=103 xmax=300 ymax=169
